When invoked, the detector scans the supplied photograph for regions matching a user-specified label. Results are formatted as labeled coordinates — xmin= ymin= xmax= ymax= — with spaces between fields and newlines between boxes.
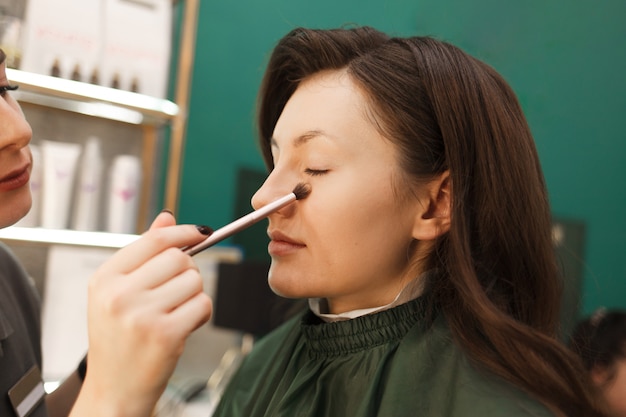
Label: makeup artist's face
xmin=252 ymin=70 xmax=426 ymax=314
xmin=0 ymin=59 xmax=33 ymax=228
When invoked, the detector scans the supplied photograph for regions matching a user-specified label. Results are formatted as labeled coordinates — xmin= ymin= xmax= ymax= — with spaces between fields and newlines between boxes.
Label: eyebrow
xmin=270 ymin=130 xmax=326 ymax=149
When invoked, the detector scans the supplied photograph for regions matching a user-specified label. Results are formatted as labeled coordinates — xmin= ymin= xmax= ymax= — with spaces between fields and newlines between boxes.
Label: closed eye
xmin=0 ymin=84 xmax=18 ymax=98
xmin=305 ymin=168 xmax=329 ymax=176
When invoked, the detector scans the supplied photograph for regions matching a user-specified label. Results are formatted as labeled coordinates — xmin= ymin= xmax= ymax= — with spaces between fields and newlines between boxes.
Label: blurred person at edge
xmin=570 ymin=309 xmax=626 ymax=417
xmin=0 ymin=48 xmax=214 ymax=417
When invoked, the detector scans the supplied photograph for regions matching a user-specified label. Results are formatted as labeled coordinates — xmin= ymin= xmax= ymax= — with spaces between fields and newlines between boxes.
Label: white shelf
xmin=7 ymin=68 xmax=179 ymax=126
xmin=0 ymin=226 xmax=139 ymax=249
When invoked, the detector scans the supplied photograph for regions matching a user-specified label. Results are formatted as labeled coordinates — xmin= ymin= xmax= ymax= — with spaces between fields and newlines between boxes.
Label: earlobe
xmin=590 ymin=365 xmax=612 ymax=388
xmin=412 ymin=171 xmax=451 ymax=241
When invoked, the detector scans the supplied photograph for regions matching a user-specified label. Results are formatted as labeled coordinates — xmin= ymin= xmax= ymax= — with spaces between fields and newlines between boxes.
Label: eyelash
xmin=0 ymin=84 xmax=18 ymax=97
xmin=305 ymin=168 xmax=329 ymax=176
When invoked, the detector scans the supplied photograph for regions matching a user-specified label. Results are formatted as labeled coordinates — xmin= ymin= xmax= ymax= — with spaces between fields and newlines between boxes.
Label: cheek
xmin=306 ymin=181 xmax=413 ymax=262
xmin=307 ymin=185 xmax=376 ymax=236
xmin=604 ymin=363 xmax=626 ymax=414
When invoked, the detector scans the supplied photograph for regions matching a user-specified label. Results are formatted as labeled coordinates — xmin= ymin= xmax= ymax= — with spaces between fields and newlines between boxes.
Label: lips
xmin=0 ymin=163 xmax=31 ymax=192
xmin=268 ymin=230 xmax=305 ymax=256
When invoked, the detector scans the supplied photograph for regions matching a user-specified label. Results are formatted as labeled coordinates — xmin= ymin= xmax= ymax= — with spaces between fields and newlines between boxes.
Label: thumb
xmin=149 ymin=210 xmax=176 ymax=231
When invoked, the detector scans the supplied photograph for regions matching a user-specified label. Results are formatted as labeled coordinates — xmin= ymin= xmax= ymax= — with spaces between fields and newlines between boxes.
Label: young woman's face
xmin=252 ymin=70 xmax=428 ymax=314
xmin=0 ymin=60 xmax=33 ymax=228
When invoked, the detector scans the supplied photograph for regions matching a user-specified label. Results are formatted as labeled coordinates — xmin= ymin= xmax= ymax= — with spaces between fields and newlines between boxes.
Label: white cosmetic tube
xmin=72 ymin=137 xmax=103 ymax=231
xmin=106 ymin=155 xmax=141 ymax=234
xmin=41 ymin=140 xmax=82 ymax=230
xmin=15 ymin=144 xmax=42 ymax=227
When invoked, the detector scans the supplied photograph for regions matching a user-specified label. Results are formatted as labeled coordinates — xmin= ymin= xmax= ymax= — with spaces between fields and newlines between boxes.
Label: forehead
xmin=271 ymin=70 xmax=375 ymax=148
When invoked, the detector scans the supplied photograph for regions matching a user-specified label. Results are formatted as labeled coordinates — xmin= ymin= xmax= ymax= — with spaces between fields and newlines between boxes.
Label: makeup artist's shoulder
xmin=0 ymin=241 xmax=24 ymax=273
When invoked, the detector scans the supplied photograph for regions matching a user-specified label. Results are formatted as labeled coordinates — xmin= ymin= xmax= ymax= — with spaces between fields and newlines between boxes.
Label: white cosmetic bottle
xmin=72 ymin=136 xmax=103 ymax=231
xmin=106 ymin=155 xmax=141 ymax=234
xmin=40 ymin=140 xmax=82 ymax=229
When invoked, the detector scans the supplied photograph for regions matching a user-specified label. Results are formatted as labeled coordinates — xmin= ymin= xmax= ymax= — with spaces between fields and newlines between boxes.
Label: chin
xmin=268 ymin=273 xmax=310 ymax=299
xmin=0 ymin=194 xmax=32 ymax=228
xmin=268 ymin=280 xmax=298 ymax=298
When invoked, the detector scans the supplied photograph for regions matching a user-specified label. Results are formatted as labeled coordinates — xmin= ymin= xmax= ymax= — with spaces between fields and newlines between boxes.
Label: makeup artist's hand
xmin=69 ymin=211 xmax=213 ymax=417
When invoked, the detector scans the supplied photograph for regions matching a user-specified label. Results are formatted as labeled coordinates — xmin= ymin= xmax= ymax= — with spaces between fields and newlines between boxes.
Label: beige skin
xmin=251 ymin=70 xmax=450 ymax=315
xmin=592 ymin=357 xmax=626 ymax=417
xmin=0 ymin=62 xmax=33 ymax=227
xmin=0 ymin=59 xmax=213 ymax=417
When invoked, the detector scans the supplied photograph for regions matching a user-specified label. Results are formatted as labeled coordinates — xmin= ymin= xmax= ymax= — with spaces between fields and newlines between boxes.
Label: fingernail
xmin=196 ymin=225 xmax=213 ymax=235
xmin=160 ymin=208 xmax=174 ymax=215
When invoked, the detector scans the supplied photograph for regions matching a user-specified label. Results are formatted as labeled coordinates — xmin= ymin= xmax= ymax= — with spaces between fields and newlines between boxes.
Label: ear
xmin=590 ymin=365 xmax=612 ymax=387
xmin=412 ymin=170 xmax=451 ymax=241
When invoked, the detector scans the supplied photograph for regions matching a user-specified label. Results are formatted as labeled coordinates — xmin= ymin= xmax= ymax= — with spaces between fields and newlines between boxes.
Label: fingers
xmin=131 ymin=254 xmax=211 ymax=328
xmin=127 ymin=246 xmax=199 ymax=290
xmin=167 ymin=291 xmax=213 ymax=334
xmin=101 ymin=223 xmax=209 ymax=276
xmin=90 ymin=211 xmax=214 ymax=318
xmin=148 ymin=210 xmax=177 ymax=230
xmin=147 ymin=268 xmax=203 ymax=310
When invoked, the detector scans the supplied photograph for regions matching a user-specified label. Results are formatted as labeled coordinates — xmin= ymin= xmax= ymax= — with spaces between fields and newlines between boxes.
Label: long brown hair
xmin=257 ymin=27 xmax=606 ymax=416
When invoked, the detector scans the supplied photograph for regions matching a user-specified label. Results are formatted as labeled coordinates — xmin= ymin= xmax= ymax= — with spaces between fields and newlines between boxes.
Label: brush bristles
xmin=292 ymin=183 xmax=311 ymax=200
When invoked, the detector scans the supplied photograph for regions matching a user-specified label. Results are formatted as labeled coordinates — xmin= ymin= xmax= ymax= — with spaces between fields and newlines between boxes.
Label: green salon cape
xmin=212 ymin=297 xmax=553 ymax=417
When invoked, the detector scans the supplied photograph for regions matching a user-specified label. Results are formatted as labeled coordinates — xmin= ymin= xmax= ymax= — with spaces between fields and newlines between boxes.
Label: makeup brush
xmin=184 ymin=183 xmax=311 ymax=256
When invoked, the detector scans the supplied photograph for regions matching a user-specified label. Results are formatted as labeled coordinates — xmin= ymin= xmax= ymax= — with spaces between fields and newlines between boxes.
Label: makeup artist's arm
xmin=66 ymin=211 xmax=213 ymax=417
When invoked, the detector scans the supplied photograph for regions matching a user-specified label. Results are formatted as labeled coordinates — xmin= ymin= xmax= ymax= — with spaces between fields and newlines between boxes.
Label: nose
xmin=251 ymin=176 xmax=274 ymax=211
xmin=250 ymin=171 xmax=296 ymax=214
xmin=0 ymin=99 xmax=32 ymax=151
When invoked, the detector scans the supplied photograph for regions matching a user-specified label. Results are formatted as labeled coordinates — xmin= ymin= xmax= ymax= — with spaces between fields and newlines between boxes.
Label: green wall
xmin=176 ymin=0 xmax=626 ymax=315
